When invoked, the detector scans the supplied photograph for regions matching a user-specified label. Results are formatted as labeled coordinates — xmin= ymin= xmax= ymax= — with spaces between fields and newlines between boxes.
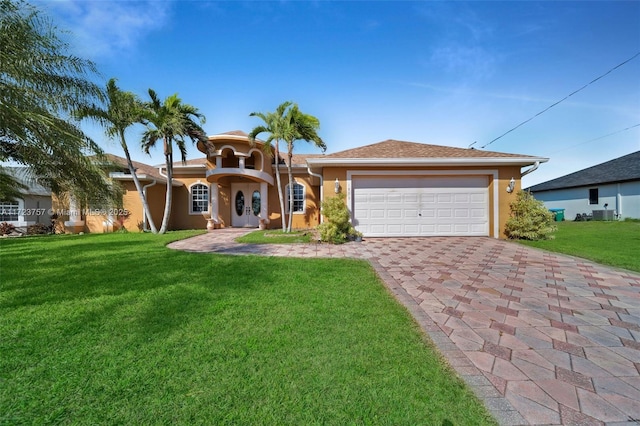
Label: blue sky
xmin=38 ymin=0 xmax=640 ymax=187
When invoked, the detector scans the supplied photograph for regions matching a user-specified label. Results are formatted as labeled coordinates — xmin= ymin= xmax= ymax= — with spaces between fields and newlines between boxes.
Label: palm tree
xmin=0 ymin=0 xmax=115 ymax=204
xmin=282 ymin=104 xmax=326 ymax=232
xmin=248 ymin=102 xmax=325 ymax=232
xmin=248 ymin=102 xmax=292 ymax=232
xmin=76 ymin=78 xmax=158 ymax=233
xmin=140 ymin=90 xmax=206 ymax=234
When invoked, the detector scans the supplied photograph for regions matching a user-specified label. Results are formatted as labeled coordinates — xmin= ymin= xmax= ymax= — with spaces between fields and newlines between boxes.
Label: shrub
xmin=0 ymin=222 xmax=16 ymax=235
xmin=27 ymin=223 xmax=52 ymax=235
xmin=504 ymin=190 xmax=556 ymax=240
xmin=317 ymin=193 xmax=361 ymax=244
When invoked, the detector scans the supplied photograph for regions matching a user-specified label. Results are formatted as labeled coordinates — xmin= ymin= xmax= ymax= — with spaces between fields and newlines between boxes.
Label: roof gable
xmin=528 ymin=150 xmax=640 ymax=192
xmin=325 ymin=139 xmax=538 ymax=159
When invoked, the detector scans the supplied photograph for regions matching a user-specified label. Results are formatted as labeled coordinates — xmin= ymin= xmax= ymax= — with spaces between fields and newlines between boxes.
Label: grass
xmin=236 ymin=229 xmax=313 ymax=244
xmin=518 ymin=220 xmax=640 ymax=272
xmin=0 ymin=231 xmax=494 ymax=425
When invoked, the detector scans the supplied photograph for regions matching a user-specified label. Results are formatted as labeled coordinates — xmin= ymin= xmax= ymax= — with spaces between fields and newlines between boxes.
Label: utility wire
xmin=481 ymin=51 xmax=640 ymax=149
xmin=546 ymin=123 xmax=640 ymax=155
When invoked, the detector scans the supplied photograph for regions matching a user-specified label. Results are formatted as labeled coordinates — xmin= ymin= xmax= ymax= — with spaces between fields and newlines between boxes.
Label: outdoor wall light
xmin=506 ymin=177 xmax=516 ymax=193
xmin=334 ymin=178 xmax=340 ymax=193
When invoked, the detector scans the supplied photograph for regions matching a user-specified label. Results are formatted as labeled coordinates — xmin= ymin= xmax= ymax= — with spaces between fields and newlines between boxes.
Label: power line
xmin=547 ymin=123 xmax=640 ymax=155
xmin=481 ymin=51 xmax=640 ymax=149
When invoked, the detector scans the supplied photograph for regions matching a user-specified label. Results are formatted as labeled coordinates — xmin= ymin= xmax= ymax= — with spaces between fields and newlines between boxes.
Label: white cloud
xmin=38 ymin=0 xmax=172 ymax=59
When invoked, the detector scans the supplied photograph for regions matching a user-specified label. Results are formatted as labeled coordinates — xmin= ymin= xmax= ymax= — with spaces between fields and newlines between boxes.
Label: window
xmin=190 ymin=183 xmax=209 ymax=214
xmin=589 ymin=188 xmax=599 ymax=205
xmin=286 ymin=183 xmax=305 ymax=213
xmin=0 ymin=201 xmax=19 ymax=222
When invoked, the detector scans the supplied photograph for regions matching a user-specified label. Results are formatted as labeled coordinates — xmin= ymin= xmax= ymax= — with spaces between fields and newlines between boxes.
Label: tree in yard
xmin=248 ymin=102 xmax=290 ymax=232
xmin=140 ymin=89 xmax=206 ymax=234
xmin=281 ymin=104 xmax=325 ymax=232
xmin=0 ymin=0 xmax=117 ymax=204
xmin=248 ymin=101 xmax=325 ymax=232
xmin=504 ymin=190 xmax=556 ymax=240
xmin=76 ymin=78 xmax=159 ymax=233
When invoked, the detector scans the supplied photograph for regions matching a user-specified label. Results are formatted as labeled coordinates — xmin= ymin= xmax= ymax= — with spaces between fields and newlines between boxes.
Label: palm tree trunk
xmin=286 ymin=151 xmax=294 ymax=233
xmin=159 ymin=146 xmax=173 ymax=234
xmin=120 ymin=130 xmax=158 ymax=233
xmin=274 ymin=142 xmax=286 ymax=232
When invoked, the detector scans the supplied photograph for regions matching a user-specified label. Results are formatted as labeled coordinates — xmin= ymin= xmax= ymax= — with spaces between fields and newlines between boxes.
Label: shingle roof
xmin=325 ymin=139 xmax=539 ymax=159
xmin=527 ymin=151 xmax=640 ymax=192
xmin=102 ymin=154 xmax=164 ymax=180
xmin=289 ymin=153 xmax=325 ymax=166
xmin=173 ymin=158 xmax=208 ymax=167
xmin=219 ymin=130 xmax=248 ymax=137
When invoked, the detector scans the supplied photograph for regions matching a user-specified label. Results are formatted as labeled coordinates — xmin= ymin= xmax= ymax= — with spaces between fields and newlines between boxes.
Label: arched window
xmin=190 ymin=183 xmax=209 ymax=214
xmin=286 ymin=183 xmax=305 ymax=213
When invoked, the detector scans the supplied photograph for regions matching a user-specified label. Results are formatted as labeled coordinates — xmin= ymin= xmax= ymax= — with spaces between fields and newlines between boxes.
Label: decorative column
xmin=63 ymin=194 xmax=85 ymax=233
xmin=207 ymin=183 xmax=219 ymax=231
xmin=260 ymin=182 xmax=269 ymax=228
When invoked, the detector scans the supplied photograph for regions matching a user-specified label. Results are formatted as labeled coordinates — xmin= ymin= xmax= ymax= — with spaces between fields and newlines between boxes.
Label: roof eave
xmin=109 ymin=172 xmax=179 ymax=186
xmin=306 ymin=157 xmax=549 ymax=167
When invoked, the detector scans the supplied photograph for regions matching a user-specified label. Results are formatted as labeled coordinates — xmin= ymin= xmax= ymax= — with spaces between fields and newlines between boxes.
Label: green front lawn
xmin=518 ymin=220 xmax=640 ymax=272
xmin=0 ymin=232 xmax=494 ymax=425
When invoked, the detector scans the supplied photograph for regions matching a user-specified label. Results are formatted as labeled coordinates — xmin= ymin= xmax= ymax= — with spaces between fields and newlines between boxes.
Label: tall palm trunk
xmin=159 ymin=138 xmax=173 ymax=234
xmin=286 ymin=151 xmax=294 ymax=233
xmin=274 ymin=142 xmax=286 ymax=232
xmin=119 ymin=130 xmax=158 ymax=233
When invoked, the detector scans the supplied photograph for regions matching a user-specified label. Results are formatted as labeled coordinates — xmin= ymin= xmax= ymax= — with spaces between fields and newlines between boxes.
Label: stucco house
xmin=61 ymin=131 xmax=548 ymax=238
xmin=527 ymin=151 xmax=640 ymax=221
xmin=0 ymin=167 xmax=52 ymax=230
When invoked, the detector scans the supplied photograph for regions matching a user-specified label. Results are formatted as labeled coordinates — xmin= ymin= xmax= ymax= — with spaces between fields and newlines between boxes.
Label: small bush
xmin=0 ymin=222 xmax=16 ymax=235
xmin=504 ymin=190 xmax=556 ymax=240
xmin=27 ymin=223 xmax=52 ymax=235
xmin=317 ymin=193 xmax=361 ymax=244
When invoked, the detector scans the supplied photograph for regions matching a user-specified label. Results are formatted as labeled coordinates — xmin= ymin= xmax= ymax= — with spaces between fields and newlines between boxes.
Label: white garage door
xmin=352 ymin=176 xmax=489 ymax=237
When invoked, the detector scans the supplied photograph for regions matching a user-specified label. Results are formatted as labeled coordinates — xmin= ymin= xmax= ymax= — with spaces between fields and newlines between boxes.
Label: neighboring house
xmin=62 ymin=130 xmax=548 ymax=239
xmin=0 ymin=167 xmax=52 ymax=229
xmin=527 ymin=151 xmax=640 ymax=221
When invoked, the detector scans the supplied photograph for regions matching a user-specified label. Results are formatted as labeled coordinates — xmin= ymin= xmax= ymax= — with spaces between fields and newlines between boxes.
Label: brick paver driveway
xmin=169 ymin=230 xmax=640 ymax=425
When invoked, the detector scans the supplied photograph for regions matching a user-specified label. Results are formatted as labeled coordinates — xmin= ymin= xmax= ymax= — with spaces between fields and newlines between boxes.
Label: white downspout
xmin=616 ymin=183 xmax=622 ymax=219
xmin=521 ymin=161 xmax=540 ymax=178
xmin=307 ymin=164 xmax=324 ymax=223
xmin=142 ymin=179 xmax=157 ymax=231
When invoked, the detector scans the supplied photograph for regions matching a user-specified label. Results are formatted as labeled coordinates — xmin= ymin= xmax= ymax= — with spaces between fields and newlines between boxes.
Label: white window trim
xmin=189 ymin=182 xmax=210 ymax=215
xmin=286 ymin=182 xmax=305 ymax=214
xmin=0 ymin=198 xmax=28 ymax=227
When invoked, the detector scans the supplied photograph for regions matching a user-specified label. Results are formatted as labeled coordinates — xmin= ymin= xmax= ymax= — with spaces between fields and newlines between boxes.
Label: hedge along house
xmin=59 ymin=130 xmax=547 ymax=238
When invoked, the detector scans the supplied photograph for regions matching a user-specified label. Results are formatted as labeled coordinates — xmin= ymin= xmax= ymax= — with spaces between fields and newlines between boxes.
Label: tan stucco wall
xmin=80 ymin=181 xmax=166 ymax=233
xmin=319 ymin=165 xmax=524 ymax=239
xmin=169 ymin=175 xmax=210 ymax=230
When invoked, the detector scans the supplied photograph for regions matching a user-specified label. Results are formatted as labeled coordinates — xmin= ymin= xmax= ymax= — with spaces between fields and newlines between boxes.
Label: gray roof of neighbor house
xmin=527 ymin=150 xmax=640 ymax=192
xmin=3 ymin=167 xmax=51 ymax=196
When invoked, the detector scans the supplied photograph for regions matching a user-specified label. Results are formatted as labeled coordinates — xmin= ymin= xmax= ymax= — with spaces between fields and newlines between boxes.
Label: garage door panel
xmin=454 ymin=209 xmax=470 ymax=218
xmin=352 ymin=175 xmax=489 ymax=237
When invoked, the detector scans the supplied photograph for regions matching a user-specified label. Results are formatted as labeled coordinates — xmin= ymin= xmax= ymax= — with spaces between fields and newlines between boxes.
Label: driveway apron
xmin=169 ymin=230 xmax=640 ymax=425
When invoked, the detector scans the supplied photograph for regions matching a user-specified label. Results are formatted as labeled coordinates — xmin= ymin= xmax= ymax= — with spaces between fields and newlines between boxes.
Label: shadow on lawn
xmin=0 ymin=239 xmax=283 ymax=310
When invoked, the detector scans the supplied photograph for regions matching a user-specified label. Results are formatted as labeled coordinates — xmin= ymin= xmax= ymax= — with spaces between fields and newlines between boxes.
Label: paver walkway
xmin=169 ymin=229 xmax=640 ymax=425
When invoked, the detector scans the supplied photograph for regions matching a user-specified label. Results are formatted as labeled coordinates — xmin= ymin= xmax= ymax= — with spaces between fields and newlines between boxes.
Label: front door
xmin=231 ymin=183 xmax=261 ymax=227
